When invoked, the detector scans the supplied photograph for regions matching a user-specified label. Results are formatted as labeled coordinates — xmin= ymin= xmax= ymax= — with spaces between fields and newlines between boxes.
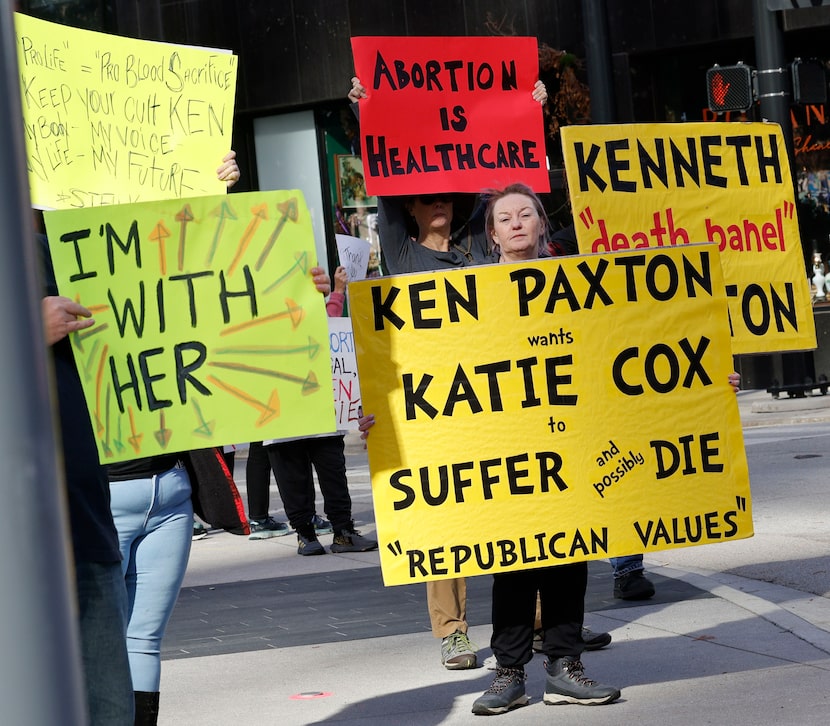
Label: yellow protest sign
xmin=561 ymin=122 xmax=815 ymax=355
xmin=15 ymin=12 xmax=237 ymax=209
xmin=43 ymin=190 xmax=336 ymax=463
xmin=350 ymin=245 xmax=752 ymax=585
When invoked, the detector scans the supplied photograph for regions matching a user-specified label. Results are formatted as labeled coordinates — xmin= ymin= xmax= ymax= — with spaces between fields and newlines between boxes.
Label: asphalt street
xmin=159 ymin=388 xmax=830 ymax=725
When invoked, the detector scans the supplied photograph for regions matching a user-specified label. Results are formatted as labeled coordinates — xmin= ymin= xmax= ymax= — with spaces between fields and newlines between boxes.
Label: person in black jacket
xmin=41 ymin=234 xmax=134 ymax=725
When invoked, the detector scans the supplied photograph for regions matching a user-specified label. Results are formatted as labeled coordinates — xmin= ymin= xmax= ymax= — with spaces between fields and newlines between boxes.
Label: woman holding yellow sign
xmin=471 ymin=184 xmax=621 ymax=714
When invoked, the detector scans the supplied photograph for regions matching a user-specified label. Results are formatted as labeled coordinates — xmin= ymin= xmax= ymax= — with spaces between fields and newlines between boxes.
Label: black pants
xmin=266 ymin=435 xmax=352 ymax=533
xmin=245 ymin=441 xmax=274 ymax=521
xmin=491 ymin=561 xmax=587 ymax=668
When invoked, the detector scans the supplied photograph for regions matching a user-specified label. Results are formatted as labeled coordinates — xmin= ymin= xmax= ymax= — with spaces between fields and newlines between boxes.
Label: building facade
xmin=19 ymin=0 xmax=830 ymax=387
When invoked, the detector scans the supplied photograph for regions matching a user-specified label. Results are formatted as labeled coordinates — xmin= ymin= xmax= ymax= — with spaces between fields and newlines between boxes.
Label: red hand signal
xmin=711 ymin=72 xmax=730 ymax=106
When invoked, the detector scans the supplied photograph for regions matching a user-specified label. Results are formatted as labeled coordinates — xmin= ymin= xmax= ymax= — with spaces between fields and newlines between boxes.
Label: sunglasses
xmin=417 ymin=194 xmax=453 ymax=205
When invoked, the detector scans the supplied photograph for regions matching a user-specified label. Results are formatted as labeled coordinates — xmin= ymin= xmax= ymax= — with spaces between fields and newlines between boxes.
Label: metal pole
xmin=752 ymin=0 xmax=794 ymax=163
xmin=752 ymin=0 xmax=809 ymax=388
xmin=0 ymin=2 xmax=86 ymax=723
xmin=583 ymin=0 xmax=617 ymax=123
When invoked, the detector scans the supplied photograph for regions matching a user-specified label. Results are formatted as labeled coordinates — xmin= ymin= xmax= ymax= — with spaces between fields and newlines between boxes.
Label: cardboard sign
xmin=44 ymin=190 xmax=336 ymax=462
xmin=335 ymin=233 xmax=371 ymax=282
xmin=561 ymin=122 xmax=816 ymax=355
xmin=15 ymin=12 xmax=237 ymax=209
xmin=351 ymin=36 xmax=549 ymax=195
xmin=350 ymin=245 xmax=752 ymax=585
xmin=329 ymin=317 xmax=361 ymax=429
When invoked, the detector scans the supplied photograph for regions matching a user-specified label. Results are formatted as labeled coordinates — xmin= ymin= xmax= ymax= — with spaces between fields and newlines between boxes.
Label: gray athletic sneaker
xmin=248 ymin=516 xmax=291 ymax=540
xmin=543 ymin=656 xmax=620 ymax=705
xmin=472 ymin=667 xmax=528 ymax=715
xmin=297 ymin=531 xmax=325 ymax=556
xmin=311 ymin=514 xmax=333 ymax=535
xmin=329 ymin=528 xmax=378 ymax=553
xmin=441 ymin=630 xmax=477 ymax=670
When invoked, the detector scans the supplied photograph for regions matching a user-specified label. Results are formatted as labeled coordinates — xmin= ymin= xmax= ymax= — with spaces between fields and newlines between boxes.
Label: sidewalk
xmin=159 ymin=391 xmax=830 ymax=725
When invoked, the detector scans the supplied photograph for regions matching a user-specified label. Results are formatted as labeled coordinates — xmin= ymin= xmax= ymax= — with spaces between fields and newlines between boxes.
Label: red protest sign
xmin=351 ymin=36 xmax=549 ymax=196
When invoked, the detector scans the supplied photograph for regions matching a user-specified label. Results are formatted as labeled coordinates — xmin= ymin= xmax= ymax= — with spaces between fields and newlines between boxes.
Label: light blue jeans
xmin=75 ymin=559 xmax=134 ymax=724
xmin=110 ymin=465 xmax=193 ymax=692
xmin=610 ymin=554 xmax=644 ymax=579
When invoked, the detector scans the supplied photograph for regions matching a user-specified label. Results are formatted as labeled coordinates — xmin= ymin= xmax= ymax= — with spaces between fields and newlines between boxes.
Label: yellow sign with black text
xmin=561 ymin=122 xmax=815 ymax=355
xmin=15 ymin=12 xmax=237 ymax=209
xmin=350 ymin=245 xmax=752 ymax=585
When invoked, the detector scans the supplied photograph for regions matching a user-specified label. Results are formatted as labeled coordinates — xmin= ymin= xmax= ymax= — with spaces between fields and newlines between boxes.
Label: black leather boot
xmin=134 ymin=691 xmax=160 ymax=726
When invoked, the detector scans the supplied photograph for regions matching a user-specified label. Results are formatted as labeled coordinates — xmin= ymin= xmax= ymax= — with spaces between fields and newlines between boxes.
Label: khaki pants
xmin=426 ymin=577 xmax=467 ymax=638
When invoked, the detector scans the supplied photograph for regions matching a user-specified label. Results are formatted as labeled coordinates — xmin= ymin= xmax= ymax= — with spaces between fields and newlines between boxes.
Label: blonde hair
xmin=483 ymin=183 xmax=549 ymax=256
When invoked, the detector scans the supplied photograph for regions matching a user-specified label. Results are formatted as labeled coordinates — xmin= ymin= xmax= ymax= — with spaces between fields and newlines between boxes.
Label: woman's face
xmin=410 ymin=194 xmax=454 ymax=232
xmin=490 ymin=193 xmax=541 ymax=259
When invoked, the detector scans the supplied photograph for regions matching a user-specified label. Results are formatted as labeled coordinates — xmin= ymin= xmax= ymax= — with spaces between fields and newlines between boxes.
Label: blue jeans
xmin=75 ymin=560 xmax=134 ymax=724
xmin=110 ymin=465 xmax=193 ymax=691
xmin=610 ymin=554 xmax=644 ymax=579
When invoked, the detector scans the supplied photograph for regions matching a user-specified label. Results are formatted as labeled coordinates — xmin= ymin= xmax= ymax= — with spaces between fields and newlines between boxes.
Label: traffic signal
xmin=792 ymin=58 xmax=827 ymax=105
xmin=706 ymin=63 xmax=755 ymax=113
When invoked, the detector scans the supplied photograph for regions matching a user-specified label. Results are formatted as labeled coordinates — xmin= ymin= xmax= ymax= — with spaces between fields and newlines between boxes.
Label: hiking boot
xmin=533 ymin=627 xmax=612 ymax=653
xmin=248 ymin=516 xmax=291 ymax=540
xmin=297 ymin=531 xmax=325 ymax=556
xmin=543 ymin=657 xmax=621 ymax=705
xmin=472 ymin=667 xmax=528 ymax=715
xmin=441 ymin=630 xmax=477 ymax=670
xmin=613 ymin=570 xmax=656 ymax=600
xmin=582 ymin=626 xmax=612 ymax=650
xmin=329 ymin=528 xmax=378 ymax=553
xmin=311 ymin=514 xmax=333 ymax=535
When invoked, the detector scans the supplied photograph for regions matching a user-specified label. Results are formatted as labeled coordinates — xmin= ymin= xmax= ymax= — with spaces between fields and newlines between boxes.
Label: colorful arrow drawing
xmin=175 ymin=203 xmax=195 ymax=271
xmin=154 ymin=411 xmax=172 ymax=449
xmin=206 ymin=200 xmax=238 ymax=266
xmin=149 ymin=221 xmax=171 ymax=276
xmin=81 ymin=339 xmax=102 ymax=383
xmin=93 ymin=344 xmax=109 ymax=435
xmin=127 ymin=406 xmax=143 ymax=454
xmin=207 ymin=361 xmax=320 ymax=395
xmin=206 ymin=375 xmax=280 ymax=426
xmin=212 ymin=336 xmax=321 ymax=360
xmin=255 ymin=198 xmax=299 ymax=271
xmin=227 ymin=203 xmax=269 ymax=276
xmin=100 ymin=385 xmax=112 ymax=459
xmin=219 ymin=298 xmax=305 ymax=335
xmin=191 ymin=398 xmax=215 ymax=437
xmin=263 ymin=250 xmax=310 ymax=294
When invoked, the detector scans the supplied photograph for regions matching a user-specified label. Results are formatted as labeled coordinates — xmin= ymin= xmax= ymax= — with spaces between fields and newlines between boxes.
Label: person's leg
xmin=428 ymin=577 xmax=467 ymax=638
xmin=112 ymin=467 xmax=193 ymax=694
xmin=538 ymin=563 xmax=585 ymax=659
xmin=311 ymin=435 xmax=377 ymax=552
xmin=610 ymin=554 xmax=655 ymax=600
xmin=471 ymin=571 xmax=534 ymax=715
xmin=245 ymin=441 xmax=290 ymax=538
xmin=245 ymin=441 xmax=272 ymax=521
xmin=309 ymin=435 xmax=352 ymax=529
xmin=427 ymin=577 xmax=475 ymax=669
xmin=539 ymin=563 xmax=620 ymax=706
xmin=490 ymin=570 xmax=537 ymax=667
xmin=532 ymin=588 xmax=611 ymax=653
xmin=221 ymin=448 xmax=235 ymax=479
xmin=74 ymin=559 xmax=134 ymax=725
xmin=267 ymin=440 xmax=324 ymax=555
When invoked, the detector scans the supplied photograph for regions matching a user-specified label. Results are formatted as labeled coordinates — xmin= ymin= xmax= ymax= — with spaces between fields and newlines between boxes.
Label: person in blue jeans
xmin=610 ymin=555 xmax=656 ymax=600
